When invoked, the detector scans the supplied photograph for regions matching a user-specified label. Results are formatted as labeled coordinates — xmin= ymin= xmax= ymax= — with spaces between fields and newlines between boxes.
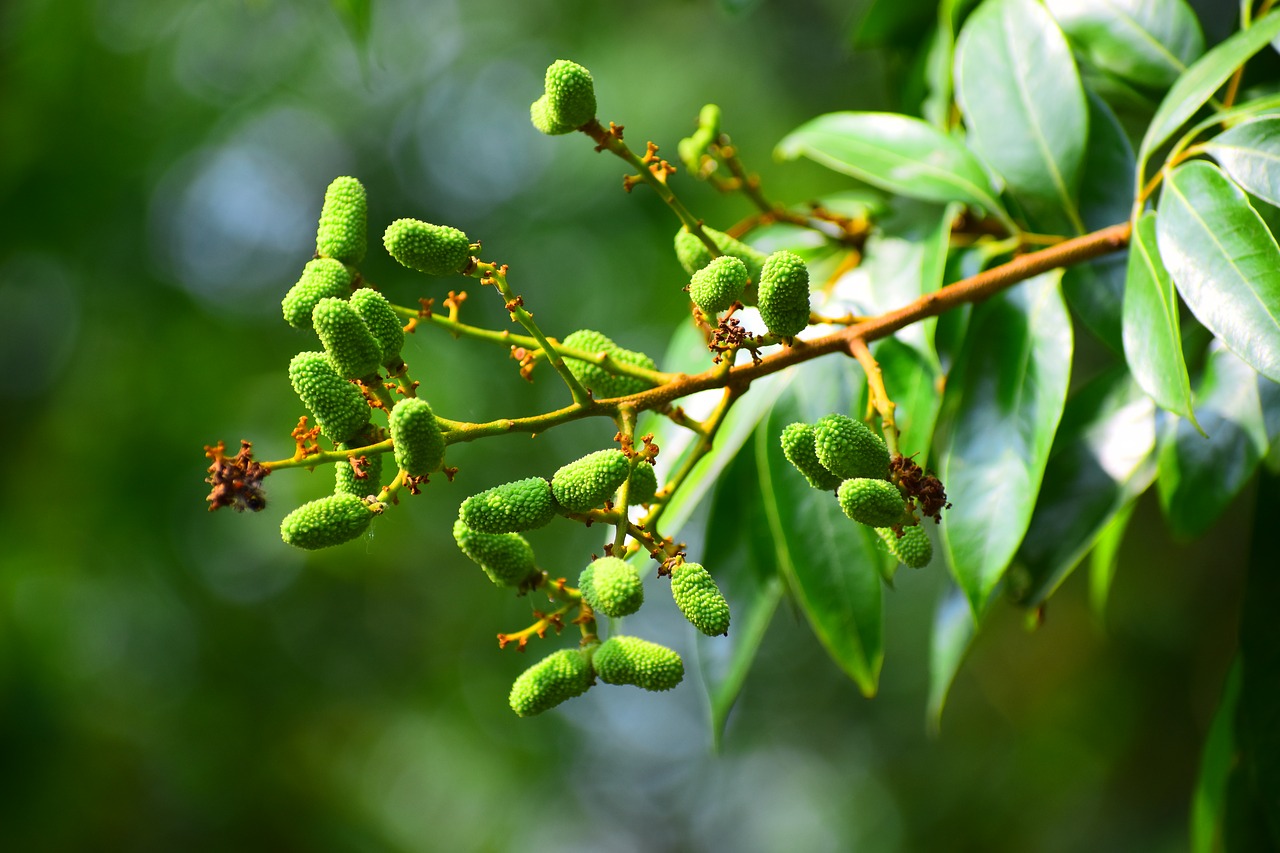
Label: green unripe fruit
xmin=838 ymin=478 xmax=906 ymax=528
xmin=383 ymin=218 xmax=471 ymax=276
xmin=334 ymin=446 xmax=383 ymax=498
xmin=592 ymin=636 xmax=684 ymax=692
xmin=282 ymin=258 xmax=353 ymax=330
xmin=697 ymin=103 xmax=722 ymax=139
xmin=813 ymin=413 xmax=890 ymax=481
xmin=460 ymin=477 xmax=556 ymax=533
xmin=673 ymin=226 xmax=766 ymax=287
xmin=670 ymin=561 xmax=730 ymax=636
xmin=280 ymin=493 xmax=374 ymax=550
xmin=288 ymin=351 xmax=370 ymax=443
xmin=312 ymin=297 xmax=383 ymax=380
xmin=543 ymin=59 xmax=596 ymax=129
xmin=627 ymin=462 xmax=659 ymax=505
xmin=315 ymin=176 xmax=367 ymax=264
xmin=530 ymin=93 xmax=576 ymax=135
xmin=780 ymin=422 xmax=843 ymax=491
xmin=877 ymin=525 xmax=933 ymax=569
xmin=560 ymin=330 xmax=655 ymax=399
xmin=349 ymin=288 xmax=404 ymax=365
xmin=579 ymin=556 xmax=643 ymax=617
xmin=551 ymin=449 xmax=631 ymax=512
xmin=452 ymin=517 xmax=538 ymax=586
xmin=453 ymin=518 xmax=537 ymax=586
xmin=756 ymin=250 xmax=811 ymax=337
xmin=389 ymin=397 xmax=445 ymax=476
xmin=508 ymin=647 xmax=594 ymax=717
xmin=689 ymin=255 xmax=748 ymax=316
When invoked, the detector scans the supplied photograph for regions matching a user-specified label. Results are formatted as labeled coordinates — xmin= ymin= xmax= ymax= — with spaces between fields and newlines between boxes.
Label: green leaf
xmin=926 ymin=581 xmax=976 ymax=733
xmin=1063 ymin=92 xmax=1137 ymax=352
xmin=1205 ymin=116 xmax=1280 ymax=208
xmin=1123 ymin=211 xmax=1198 ymax=424
xmin=1138 ymin=11 xmax=1280 ymax=188
xmin=331 ymin=0 xmax=372 ymax=45
xmin=757 ymin=359 xmax=888 ymax=696
xmin=1046 ymin=0 xmax=1204 ymax=91
xmin=1012 ymin=368 xmax=1157 ymax=607
xmin=852 ymin=0 xmax=939 ymax=47
xmin=775 ymin=112 xmax=1011 ymax=230
xmin=1191 ymin=659 xmax=1241 ymax=853
xmin=1157 ymin=341 xmax=1280 ymax=538
xmin=1157 ymin=161 xmax=1280 ymax=383
xmin=1088 ymin=498 xmax=1135 ymax=620
xmin=935 ymin=271 xmax=1073 ymax=614
xmin=699 ymin=438 xmax=785 ymax=749
xmin=954 ymin=0 xmax=1088 ymax=234
xmin=921 ymin=0 xmax=982 ymax=128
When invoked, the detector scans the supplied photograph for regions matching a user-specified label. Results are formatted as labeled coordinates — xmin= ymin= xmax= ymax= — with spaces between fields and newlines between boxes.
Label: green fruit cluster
xmin=334 ymin=446 xmax=383 ymax=498
xmin=592 ymin=636 xmax=684 ymax=691
xmin=673 ymin=225 xmax=766 ymax=289
xmin=508 ymin=647 xmax=595 ymax=717
xmin=312 ymin=296 xmax=383 ymax=380
xmin=349 ymin=288 xmax=405 ymax=366
xmin=780 ymin=422 xmax=843 ymax=491
xmin=453 ymin=516 xmax=539 ymax=587
xmin=460 ymin=477 xmax=556 ymax=533
xmin=579 ymin=556 xmax=644 ymax=618
xmin=689 ymin=255 xmax=748 ymax=317
xmin=627 ymin=461 xmax=659 ymax=506
xmin=282 ymin=258 xmax=353 ymax=330
xmin=670 ymin=562 xmax=730 ymax=636
xmin=383 ymin=218 xmax=471 ymax=277
xmin=389 ymin=397 xmax=445 ymax=476
xmin=560 ymin=329 xmax=655 ymax=399
xmin=551 ymin=448 xmax=631 ymax=512
xmin=814 ymin=414 xmax=890 ymax=481
xmin=281 ymin=493 xmax=375 ymax=550
xmin=288 ymin=351 xmax=371 ymax=443
xmin=876 ymin=524 xmax=933 ymax=569
xmin=530 ymin=60 xmax=596 ymax=135
xmin=756 ymin=250 xmax=810 ymax=337
xmin=838 ymin=478 xmax=905 ymax=528
xmin=315 ymin=176 xmax=367 ymax=264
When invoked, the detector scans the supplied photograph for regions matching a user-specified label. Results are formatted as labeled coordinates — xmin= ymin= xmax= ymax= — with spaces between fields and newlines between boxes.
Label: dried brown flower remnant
xmin=205 ymin=440 xmax=270 ymax=512
xmin=891 ymin=454 xmax=950 ymax=523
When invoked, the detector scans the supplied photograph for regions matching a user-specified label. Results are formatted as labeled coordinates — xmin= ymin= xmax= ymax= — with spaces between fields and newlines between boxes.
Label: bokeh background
xmin=0 ymin=0 xmax=1257 ymax=850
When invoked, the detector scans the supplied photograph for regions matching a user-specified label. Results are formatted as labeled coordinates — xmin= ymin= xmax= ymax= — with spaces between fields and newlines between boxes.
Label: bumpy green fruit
xmin=334 ymin=446 xmax=383 ymax=498
xmin=530 ymin=93 xmax=576 ymax=135
xmin=383 ymin=218 xmax=471 ymax=276
xmin=312 ymin=297 xmax=382 ymax=380
xmin=550 ymin=449 xmax=631 ymax=512
xmin=580 ymin=556 xmax=643 ymax=617
xmin=281 ymin=493 xmax=374 ymax=550
xmin=780 ymin=422 xmax=843 ymax=491
xmin=452 ymin=517 xmax=538 ymax=586
xmin=560 ymin=330 xmax=655 ymax=399
xmin=389 ymin=397 xmax=445 ymax=476
xmin=670 ymin=561 xmax=730 ymax=636
xmin=592 ymin=636 xmax=684 ymax=692
xmin=508 ymin=647 xmax=594 ymax=717
xmin=689 ymin=255 xmax=748 ymax=316
xmin=627 ymin=462 xmax=659 ymax=505
xmin=315 ymin=176 xmax=367 ymax=264
xmin=838 ymin=478 xmax=905 ymax=528
xmin=288 ymin=351 xmax=370 ymax=443
xmin=543 ymin=59 xmax=596 ymax=129
xmin=282 ymin=258 xmax=353 ymax=330
xmin=756 ymin=250 xmax=811 ymax=337
xmin=877 ymin=525 xmax=933 ymax=569
xmin=460 ymin=477 xmax=556 ymax=533
xmin=813 ymin=413 xmax=890 ymax=481
xmin=673 ymin=226 xmax=766 ymax=286
xmin=349 ymin=288 xmax=404 ymax=365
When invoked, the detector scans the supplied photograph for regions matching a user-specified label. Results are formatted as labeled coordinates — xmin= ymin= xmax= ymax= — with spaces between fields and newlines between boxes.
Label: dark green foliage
xmin=592 ymin=636 xmax=684 ymax=691
xmin=280 ymin=493 xmax=374 ymax=550
xmin=287 ymin=351 xmax=371 ymax=443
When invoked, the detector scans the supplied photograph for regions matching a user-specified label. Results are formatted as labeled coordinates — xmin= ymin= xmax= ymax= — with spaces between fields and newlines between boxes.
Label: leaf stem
xmin=849 ymin=338 xmax=899 ymax=457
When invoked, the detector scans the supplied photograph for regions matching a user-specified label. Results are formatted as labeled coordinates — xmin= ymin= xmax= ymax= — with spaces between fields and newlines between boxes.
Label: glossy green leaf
xmin=1205 ymin=116 xmax=1280 ymax=208
xmin=1063 ymin=92 xmax=1136 ymax=351
xmin=921 ymin=0 xmax=982 ymax=128
xmin=852 ymin=0 xmax=939 ymax=47
xmin=775 ymin=112 xmax=1011 ymax=229
xmin=935 ymin=271 xmax=1073 ymax=614
xmin=699 ymin=437 xmax=785 ymax=749
xmin=954 ymin=0 xmax=1088 ymax=234
xmin=757 ymin=359 xmax=888 ymax=696
xmin=1191 ymin=659 xmax=1240 ymax=853
xmin=1123 ymin=211 xmax=1198 ymax=424
xmin=1157 ymin=341 xmax=1280 ymax=538
xmin=1012 ymin=368 xmax=1157 ymax=607
xmin=1046 ymin=0 xmax=1204 ymax=90
xmin=1138 ymin=11 xmax=1280 ymax=185
xmin=926 ymin=581 xmax=976 ymax=733
xmin=1157 ymin=161 xmax=1280 ymax=383
xmin=331 ymin=0 xmax=372 ymax=44
xmin=1088 ymin=497 xmax=1135 ymax=620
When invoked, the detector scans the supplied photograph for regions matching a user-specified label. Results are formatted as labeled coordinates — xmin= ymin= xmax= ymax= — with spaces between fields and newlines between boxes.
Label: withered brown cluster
xmin=204 ymin=440 xmax=270 ymax=512
xmin=891 ymin=454 xmax=950 ymax=523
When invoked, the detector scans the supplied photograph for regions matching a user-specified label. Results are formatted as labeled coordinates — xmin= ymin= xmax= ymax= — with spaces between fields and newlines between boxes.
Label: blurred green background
xmin=0 ymin=0 xmax=1254 ymax=850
